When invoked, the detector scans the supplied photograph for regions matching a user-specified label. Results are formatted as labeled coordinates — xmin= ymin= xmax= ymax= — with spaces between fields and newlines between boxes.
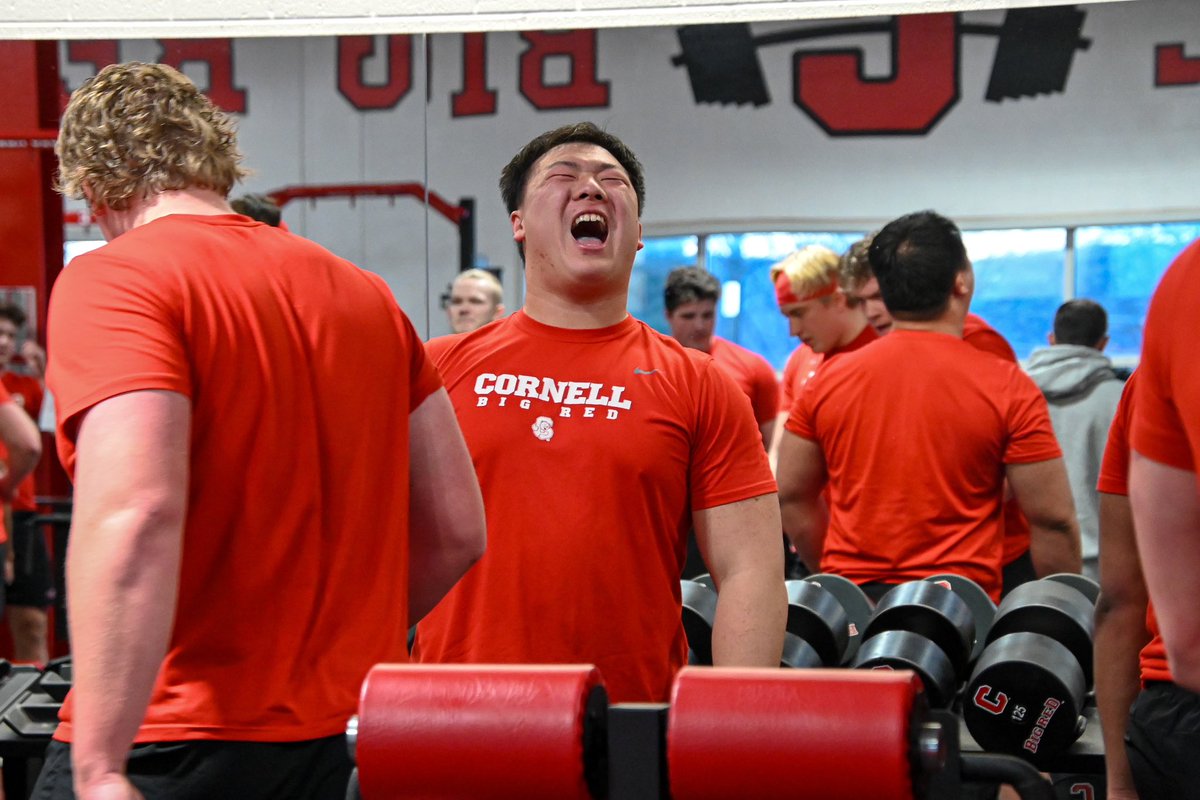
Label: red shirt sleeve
xmin=1131 ymin=241 xmax=1200 ymax=471
xmin=750 ymin=357 xmax=780 ymax=424
xmin=47 ymin=252 xmax=192 ymax=470
xmin=1097 ymin=373 xmax=1136 ymax=496
xmin=689 ymin=361 xmax=777 ymax=510
xmin=1002 ymin=370 xmax=1063 ymax=464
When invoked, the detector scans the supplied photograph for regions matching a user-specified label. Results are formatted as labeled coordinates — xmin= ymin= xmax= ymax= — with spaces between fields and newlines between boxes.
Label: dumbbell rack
xmin=0 ymin=659 xmax=70 ymax=798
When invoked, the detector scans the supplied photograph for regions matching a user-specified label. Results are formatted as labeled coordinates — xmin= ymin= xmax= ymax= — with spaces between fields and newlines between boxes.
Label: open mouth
xmin=571 ymin=213 xmax=608 ymax=246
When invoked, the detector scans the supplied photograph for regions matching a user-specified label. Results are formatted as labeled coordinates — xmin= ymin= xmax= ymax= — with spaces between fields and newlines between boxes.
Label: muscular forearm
xmin=710 ymin=568 xmax=786 ymax=668
xmin=69 ymin=506 xmax=183 ymax=794
xmin=780 ymin=497 xmax=826 ymax=571
xmin=1094 ymin=598 xmax=1149 ymax=797
xmin=1029 ymin=519 xmax=1081 ymax=576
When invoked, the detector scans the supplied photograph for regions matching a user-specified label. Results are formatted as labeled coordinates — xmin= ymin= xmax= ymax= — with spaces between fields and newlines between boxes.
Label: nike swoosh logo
xmin=633 ymin=368 xmax=659 ymax=376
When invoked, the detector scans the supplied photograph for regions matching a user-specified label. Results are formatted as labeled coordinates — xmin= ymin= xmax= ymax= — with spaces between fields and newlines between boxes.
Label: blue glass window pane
xmin=628 ymin=236 xmax=700 ymax=334
xmin=1075 ymin=223 xmax=1200 ymax=360
xmin=704 ymin=232 xmax=864 ymax=371
xmin=962 ymin=229 xmax=1067 ymax=360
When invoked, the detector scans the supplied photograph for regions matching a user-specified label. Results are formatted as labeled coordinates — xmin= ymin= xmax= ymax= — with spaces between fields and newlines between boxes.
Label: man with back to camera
xmin=1128 ymin=237 xmax=1200 ymax=698
xmin=415 ymin=122 xmax=786 ymax=702
xmin=840 ymin=232 xmax=1044 ymax=594
xmin=36 ymin=61 xmax=486 ymax=800
xmin=776 ymin=210 xmax=1080 ymax=603
xmin=1025 ymin=298 xmax=1124 ymax=581
xmin=663 ymin=266 xmax=778 ymax=447
xmin=445 ymin=268 xmax=506 ymax=334
xmin=0 ymin=303 xmax=54 ymax=666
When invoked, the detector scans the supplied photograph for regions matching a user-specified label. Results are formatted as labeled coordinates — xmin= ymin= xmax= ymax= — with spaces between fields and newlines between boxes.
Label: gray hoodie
xmin=1024 ymin=344 xmax=1124 ymax=569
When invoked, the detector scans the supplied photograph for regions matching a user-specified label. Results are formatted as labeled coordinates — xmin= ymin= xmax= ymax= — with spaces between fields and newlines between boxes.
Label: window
xmin=1075 ymin=222 xmax=1200 ymax=360
xmin=628 ymin=235 xmax=699 ymax=333
xmin=963 ymin=228 xmax=1067 ymax=360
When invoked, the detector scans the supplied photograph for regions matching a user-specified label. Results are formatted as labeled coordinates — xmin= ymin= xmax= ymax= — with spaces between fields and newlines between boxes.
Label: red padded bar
xmin=357 ymin=664 xmax=604 ymax=800
xmin=668 ymin=667 xmax=920 ymax=800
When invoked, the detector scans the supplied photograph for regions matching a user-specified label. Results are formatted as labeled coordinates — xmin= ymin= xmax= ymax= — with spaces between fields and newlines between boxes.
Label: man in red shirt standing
xmin=840 ymin=231 xmax=1042 ymax=595
xmin=0 ymin=381 xmax=42 ymax=597
xmin=777 ymin=210 xmax=1079 ymax=602
xmin=1129 ymin=237 xmax=1200 ymax=695
xmin=663 ymin=267 xmax=778 ymax=447
xmin=768 ymin=244 xmax=877 ymax=461
xmin=416 ymin=123 xmax=785 ymax=702
xmin=38 ymin=62 xmax=486 ymax=800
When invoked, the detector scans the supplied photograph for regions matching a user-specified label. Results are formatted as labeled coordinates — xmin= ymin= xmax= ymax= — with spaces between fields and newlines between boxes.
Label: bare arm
xmin=757 ymin=418 xmax=776 ymax=453
xmin=68 ymin=391 xmax=190 ymax=799
xmin=775 ymin=431 xmax=828 ymax=571
xmin=1130 ymin=453 xmax=1200 ymax=692
xmin=695 ymin=493 xmax=786 ymax=667
xmin=408 ymin=388 xmax=486 ymax=623
xmin=1006 ymin=458 xmax=1082 ymax=576
xmin=766 ymin=410 xmax=788 ymax=472
xmin=1094 ymin=491 xmax=1149 ymax=800
xmin=0 ymin=399 xmax=42 ymax=499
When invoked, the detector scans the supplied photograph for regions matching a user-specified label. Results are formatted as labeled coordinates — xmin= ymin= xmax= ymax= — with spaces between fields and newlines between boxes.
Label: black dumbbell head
xmin=681 ymin=579 xmax=718 ymax=666
xmin=1043 ymin=573 xmax=1100 ymax=606
xmin=964 ymin=632 xmax=1087 ymax=768
xmin=865 ymin=581 xmax=976 ymax=681
xmin=781 ymin=632 xmax=824 ymax=669
xmin=988 ymin=579 xmax=1095 ymax=688
xmin=785 ymin=580 xmax=850 ymax=667
xmin=852 ymin=630 xmax=958 ymax=709
xmin=803 ymin=573 xmax=873 ymax=665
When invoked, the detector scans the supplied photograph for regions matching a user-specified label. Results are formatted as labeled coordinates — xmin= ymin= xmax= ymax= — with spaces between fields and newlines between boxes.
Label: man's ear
xmin=1097 ymin=334 xmax=1109 ymax=352
xmin=636 ymin=221 xmax=644 ymax=252
xmin=1048 ymin=333 xmax=1057 ymax=345
xmin=510 ymin=210 xmax=525 ymax=244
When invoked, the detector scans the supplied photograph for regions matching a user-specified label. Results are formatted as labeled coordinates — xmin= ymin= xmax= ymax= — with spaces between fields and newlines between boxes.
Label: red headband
xmin=775 ymin=272 xmax=839 ymax=307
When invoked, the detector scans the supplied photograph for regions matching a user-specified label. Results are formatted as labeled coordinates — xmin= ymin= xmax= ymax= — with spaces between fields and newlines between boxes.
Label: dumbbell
xmin=782 ymin=579 xmax=849 ymax=668
xmin=852 ymin=581 xmax=977 ymax=708
xmin=802 ymin=573 xmax=873 ymax=664
xmin=963 ymin=578 xmax=1096 ymax=767
xmin=670 ymin=7 xmax=1090 ymax=107
xmin=681 ymin=579 xmax=718 ymax=666
xmin=924 ymin=573 xmax=997 ymax=664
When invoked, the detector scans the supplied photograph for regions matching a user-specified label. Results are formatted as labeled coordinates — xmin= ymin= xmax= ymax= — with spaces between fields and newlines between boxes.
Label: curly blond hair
xmin=56 ymin=62 xmax=247 ymax=211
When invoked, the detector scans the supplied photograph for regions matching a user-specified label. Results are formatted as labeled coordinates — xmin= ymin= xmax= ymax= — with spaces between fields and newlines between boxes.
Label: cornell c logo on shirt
xmin=531 ymin=416 xmax=555 ymax=442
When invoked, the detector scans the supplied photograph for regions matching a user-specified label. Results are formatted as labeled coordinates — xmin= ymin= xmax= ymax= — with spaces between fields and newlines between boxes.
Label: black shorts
xmin=1126 ymin=681 xmax=1200 ymax=800
xmin=1000 ymin=549 xmax=1036 ymax=598
xmin=32 ymin=735 xmax=353 ymax=800
xmin=7 ymin=511 xmax=54 ymax=608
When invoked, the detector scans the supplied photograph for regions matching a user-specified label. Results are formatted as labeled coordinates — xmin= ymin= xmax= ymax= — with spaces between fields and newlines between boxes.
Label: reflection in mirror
xmin=424 ymin=0 xmax=1197 ymax=355
xmin=58 ymin=34 xmax=435 ymax=332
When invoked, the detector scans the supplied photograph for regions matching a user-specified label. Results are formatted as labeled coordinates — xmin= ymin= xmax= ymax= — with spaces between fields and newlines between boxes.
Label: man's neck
xmin=892 ymin=317 xmax=965 ymax=338
xmin=522 ymin=291 xmax=629 ymax=329
xmin=835 ymin=316 xmax=870 ymax=350
xmin=99 ymin=188 xmax=234 ymax=240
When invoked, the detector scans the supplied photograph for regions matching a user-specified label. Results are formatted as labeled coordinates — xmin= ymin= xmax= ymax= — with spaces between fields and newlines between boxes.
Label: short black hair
xmin=868 ymin=210 xmax=968 ymax=321
xmin=230 ymin=193 xmax=283 ymax=227
xmin=664 ymin=267 xmax=720 ymax=312
xmin=0 ymin=303 xmax=27 ymax=329
xmin=500 ymin=122 xmax=646 ymax=215
xmin=1053 ymin=299 xmax=1108 ymax=347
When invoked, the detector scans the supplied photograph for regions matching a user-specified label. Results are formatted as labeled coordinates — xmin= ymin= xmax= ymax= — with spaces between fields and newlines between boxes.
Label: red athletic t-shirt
xmin=0 ymin=372 xmax=43 ymax=512
xmin=1132 ymin=238 xmax=1200 ymax=471
xmin=47 ymin=214 xmax=441 ymax=743
xmin=787 ymin=330 xmax=1061 ymax=600
xmin=1098 ymin=372 xmax=1171 ymax=683
xmin=708 ymin=336 xmax=778 ymax=425
xmin=962 ymin=314 xmax=1030 ymax=566
xmin=778 ymin=324 xmax=878 ymax=414
xmin=415 ymin=311 xmax=777 ymax=702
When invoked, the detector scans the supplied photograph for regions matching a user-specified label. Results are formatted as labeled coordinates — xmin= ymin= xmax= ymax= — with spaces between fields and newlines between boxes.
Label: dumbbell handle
xmin=670 ymin=19 xmax=1089 ymax=68
xmin=960 ymin=753 xmax=1054 ymax=800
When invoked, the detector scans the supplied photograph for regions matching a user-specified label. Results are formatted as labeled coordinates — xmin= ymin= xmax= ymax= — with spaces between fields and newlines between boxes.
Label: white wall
xmin=52 ymin=0 xmax=1200 ymax=337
